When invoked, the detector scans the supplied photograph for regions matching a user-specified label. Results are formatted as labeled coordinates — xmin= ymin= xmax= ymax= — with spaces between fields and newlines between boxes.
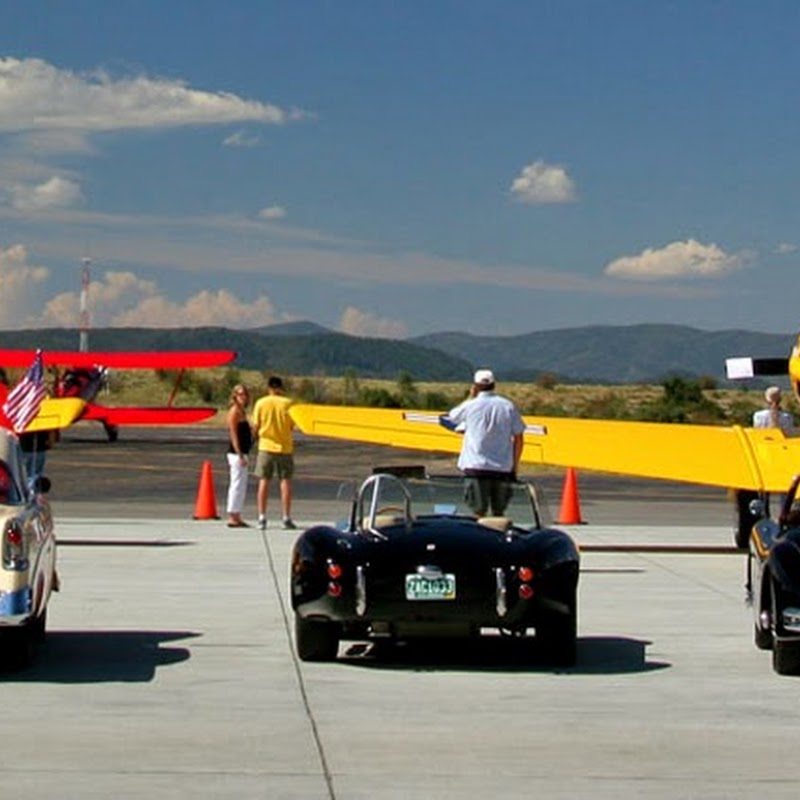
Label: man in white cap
xmin=753 ymin=386 xmax=796 ymax=434
xmin=442 ymin=368 xmax=525 ymax=516
xmin=740 ymin=385 xmax=797 ymax=528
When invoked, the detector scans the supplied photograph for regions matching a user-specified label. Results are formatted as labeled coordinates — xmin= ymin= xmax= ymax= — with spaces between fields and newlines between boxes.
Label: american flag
xmin=3 ymin=350 xmax=46 ymax=433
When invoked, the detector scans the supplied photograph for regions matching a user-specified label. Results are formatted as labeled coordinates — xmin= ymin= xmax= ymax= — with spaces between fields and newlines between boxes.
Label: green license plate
xmin=405 ymin=573 xmax=456 ymax=600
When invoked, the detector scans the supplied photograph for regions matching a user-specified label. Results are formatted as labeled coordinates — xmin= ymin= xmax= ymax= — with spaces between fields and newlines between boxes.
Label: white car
xmin=0 ymin=428 xmax=57 ymax=667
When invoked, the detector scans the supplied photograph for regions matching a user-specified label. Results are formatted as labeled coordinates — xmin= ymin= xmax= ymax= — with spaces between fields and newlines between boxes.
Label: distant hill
xmin=0 ymin=326 xmax=472 ymax=381
xmin=0 ymin=323 xmax=791 ymax=384
xmin=411 ymin=324 xmax=793 ymax=384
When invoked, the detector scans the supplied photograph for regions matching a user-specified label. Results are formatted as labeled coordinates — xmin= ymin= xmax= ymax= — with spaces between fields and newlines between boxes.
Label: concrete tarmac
xmin=2 ymin=425 xmax=792 ymax=799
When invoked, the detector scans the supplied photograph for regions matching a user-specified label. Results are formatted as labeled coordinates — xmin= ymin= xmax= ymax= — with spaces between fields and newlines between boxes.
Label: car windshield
xmin=353 ymin=469 xmax=553 ymax=531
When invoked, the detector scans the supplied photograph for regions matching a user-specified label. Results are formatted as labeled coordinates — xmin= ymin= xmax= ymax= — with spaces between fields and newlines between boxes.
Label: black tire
xmin=30 ymin=610 xmax=47 ymax=643
xmin=772 ymin=639 xmax=800 ymax=675
xmin=771 ymin=580 xmax=800 ymax=674
xmin=295 ymin=616 xmax=340 ymax=662
xmin=755 ymin=622 xmax=773 ymax=650
xmin=753 ymin=564 xmax=772 ymax=650
xmin=537 ymin=607 xmax=577 ymax=667
xmin=3 ymin=625 xmax=36 ymax=671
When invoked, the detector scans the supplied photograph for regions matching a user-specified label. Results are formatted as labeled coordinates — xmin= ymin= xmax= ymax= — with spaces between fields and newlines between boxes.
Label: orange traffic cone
xmin=557 ymin=467 xmax=585 ymax=524
xmin=192 ymin=460 xmax=220 ymax=520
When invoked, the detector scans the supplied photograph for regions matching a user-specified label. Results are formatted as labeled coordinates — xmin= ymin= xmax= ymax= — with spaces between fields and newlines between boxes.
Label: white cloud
xmin=258 ymin=205 xmax=287 ymax=220
xmin=223 ymin=130 xmax=262 ymax=148
xmin=338 ymin=306 xmax=408 ymax=339
xmin=0 ymin=244 xmax=50 ymax=327
xmin=510 ymin=160 xmax=577 ymax=204
xmin=604 ymin=239 xmax=743 ymax=280
xmin=41 ymin=270 xmax=284 ymax=328
xmin=0 ymin=57 xmax=307 ymax=133
xmin=9 ymin=175 xmax=83 ymax=211
xmin=775 ymin=242 xmax=797 ymax=255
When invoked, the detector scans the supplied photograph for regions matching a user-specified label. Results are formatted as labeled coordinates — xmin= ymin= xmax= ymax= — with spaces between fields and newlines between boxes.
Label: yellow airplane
xmin=289 ymin=333 xmax=800 ymax=546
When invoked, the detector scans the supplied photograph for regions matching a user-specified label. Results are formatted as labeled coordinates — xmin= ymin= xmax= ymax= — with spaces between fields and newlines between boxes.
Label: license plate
xmin=405 ymin=573 xmax=456 ymax=600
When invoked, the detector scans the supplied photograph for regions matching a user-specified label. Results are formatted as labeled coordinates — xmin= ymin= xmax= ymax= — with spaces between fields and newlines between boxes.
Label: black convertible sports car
xmin=748 ymin=474 xmax=800 ymax=675
xmin=290 ymin=467 xmax=580 ymax=665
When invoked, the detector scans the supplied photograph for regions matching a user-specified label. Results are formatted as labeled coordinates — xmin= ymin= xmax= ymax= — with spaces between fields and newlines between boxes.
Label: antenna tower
xmin=79 ymin=258 xmax=91 ymax=352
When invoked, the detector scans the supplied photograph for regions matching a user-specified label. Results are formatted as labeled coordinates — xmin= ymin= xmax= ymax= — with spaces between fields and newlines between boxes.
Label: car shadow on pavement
xmin=2 ymin=630 xmax=199 ymax=683
xmin=338 ymin=635 xmax=669 ymax=674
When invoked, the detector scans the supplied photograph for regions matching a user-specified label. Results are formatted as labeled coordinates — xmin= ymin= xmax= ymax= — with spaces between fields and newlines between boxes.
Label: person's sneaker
xmin=258 ymin=516 xmax=267 ymax=531
xmin=282 ymin=518 xmax=297 ymax=530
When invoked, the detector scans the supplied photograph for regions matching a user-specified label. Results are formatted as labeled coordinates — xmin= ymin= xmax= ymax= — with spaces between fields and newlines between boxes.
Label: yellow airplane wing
xmin=290 ymin=404 xmax=800 ymax=493
xmin=23 ymin=398 xmax=87 ymax=432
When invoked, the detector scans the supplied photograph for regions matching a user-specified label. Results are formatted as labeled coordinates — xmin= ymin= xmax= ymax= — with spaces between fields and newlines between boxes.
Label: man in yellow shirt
xmin=251 ymin=375 xmax=296 ymax=530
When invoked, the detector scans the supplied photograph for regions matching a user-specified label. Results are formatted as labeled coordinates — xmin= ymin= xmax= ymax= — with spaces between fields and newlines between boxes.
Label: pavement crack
xmin=259 ymin=530 xmax=337 ymax=800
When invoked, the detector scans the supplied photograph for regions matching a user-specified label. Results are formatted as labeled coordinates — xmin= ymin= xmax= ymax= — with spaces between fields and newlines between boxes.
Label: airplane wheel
xmin=295 ymin=616 xmax=340 ymax=662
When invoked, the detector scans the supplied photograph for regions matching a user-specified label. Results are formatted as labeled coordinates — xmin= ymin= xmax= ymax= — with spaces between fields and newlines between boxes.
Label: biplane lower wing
xmin=81 ymin=405 xmax=219 ymax=426
xmin=23 ymin=398 xmax=87 ymax=433
xmin=290 ymin=404 xmax=800 ymax=493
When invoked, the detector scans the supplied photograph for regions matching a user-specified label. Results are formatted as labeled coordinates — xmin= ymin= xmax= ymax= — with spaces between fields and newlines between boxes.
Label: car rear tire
xmin=771 ymin=580 xmax=800 ymax=674
xmin=2 ymin=625 xmax=36 ymax=671
xmin=772 ymin=639 xmax=800 ymax=675
xmin=30 ymin=610 xmax=47 ymax=643
xmin=537 ymin=607 xmax=577 ymax=667
xmin=295 ymin=616 xmax=340 ymax=662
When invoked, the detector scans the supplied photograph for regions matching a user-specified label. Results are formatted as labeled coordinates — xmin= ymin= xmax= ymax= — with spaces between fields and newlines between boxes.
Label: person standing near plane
xmin=443 ymin=368 xmax=525 ymax=517
xmin=225 ymin=384 xmax=253 ymax=528
xmin=743 ymin=385 xmax=798 ymax=526
xmin=251 ymin=375 xmax=297 ymax=531
xmin=753 ymin=385 xmax=796 ymax=435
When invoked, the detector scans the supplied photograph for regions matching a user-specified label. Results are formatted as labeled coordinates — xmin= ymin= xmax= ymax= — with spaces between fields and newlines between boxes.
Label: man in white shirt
xmin=443 ymin=368 xmax=525 ymax=516
xmin=742 ymin=385 xmax=797 ymax=527
xmin=753 ymin=385 xmax=796 ymax=435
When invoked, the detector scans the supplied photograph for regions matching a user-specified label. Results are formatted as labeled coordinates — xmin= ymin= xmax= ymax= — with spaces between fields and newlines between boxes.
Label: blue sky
xmin=0 ymin=1 xmax=798 ymax=338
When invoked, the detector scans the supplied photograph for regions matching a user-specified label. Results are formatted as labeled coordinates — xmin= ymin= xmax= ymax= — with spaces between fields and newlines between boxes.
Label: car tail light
xmin=517 ymin=566 xmax=534 ymax=600
xmin=3 ymin=520 xmax=28 ymax=571
xmin=327 ymin=560 xmax=343 ymax=579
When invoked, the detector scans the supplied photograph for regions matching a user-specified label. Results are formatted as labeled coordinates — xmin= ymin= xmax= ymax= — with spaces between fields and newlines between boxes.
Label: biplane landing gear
xmin=734 ymin=489 xmax=766 ymax=550
xmin=103 ymin=423 xmax=119 ymax=443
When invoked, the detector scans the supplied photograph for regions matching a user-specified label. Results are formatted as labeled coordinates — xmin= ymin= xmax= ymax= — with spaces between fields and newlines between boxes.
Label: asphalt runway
xmin=5 ymin=424 xmax=793 ymax=799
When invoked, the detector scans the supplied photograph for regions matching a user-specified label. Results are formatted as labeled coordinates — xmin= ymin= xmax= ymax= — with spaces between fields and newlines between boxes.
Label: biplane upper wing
xmin=0 ymin=349 xmax=236 ymax=369
xmin=290 ymin=404 xmax=800 ymax=493
xmin=0 ymin=348 xmax=237 ymax=433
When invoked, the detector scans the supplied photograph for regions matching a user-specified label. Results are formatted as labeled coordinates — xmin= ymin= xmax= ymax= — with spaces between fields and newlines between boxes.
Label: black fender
xmin=768 ymin=534 xmax=800 ymax=598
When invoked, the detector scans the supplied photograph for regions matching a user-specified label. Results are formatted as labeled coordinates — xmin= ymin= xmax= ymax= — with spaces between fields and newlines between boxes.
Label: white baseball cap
xmin=473 ymin=369 xmax=495 ymax=386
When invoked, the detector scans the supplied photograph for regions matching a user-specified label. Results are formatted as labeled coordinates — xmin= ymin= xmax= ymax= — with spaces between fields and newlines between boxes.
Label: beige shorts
xmin=254 ymin=451 xmax=294 ymax=480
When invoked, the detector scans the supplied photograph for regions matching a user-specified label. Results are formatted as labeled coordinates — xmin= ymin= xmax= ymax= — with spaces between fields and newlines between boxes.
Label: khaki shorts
xmin=254 ymin=451 xmax=295 ymax=480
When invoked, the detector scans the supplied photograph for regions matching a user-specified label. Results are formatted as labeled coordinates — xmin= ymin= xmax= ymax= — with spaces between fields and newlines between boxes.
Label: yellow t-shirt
xmin=252 ymin=394 xmax=295 ymax=454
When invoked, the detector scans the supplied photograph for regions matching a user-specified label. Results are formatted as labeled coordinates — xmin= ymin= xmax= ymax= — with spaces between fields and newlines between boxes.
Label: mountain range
xmin=0 ymin=323 xmax=792 ymax=384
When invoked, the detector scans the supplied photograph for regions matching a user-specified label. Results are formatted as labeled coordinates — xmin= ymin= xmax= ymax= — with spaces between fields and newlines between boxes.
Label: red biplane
xmin=0 ymin=349 xmax=237 ymax=439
